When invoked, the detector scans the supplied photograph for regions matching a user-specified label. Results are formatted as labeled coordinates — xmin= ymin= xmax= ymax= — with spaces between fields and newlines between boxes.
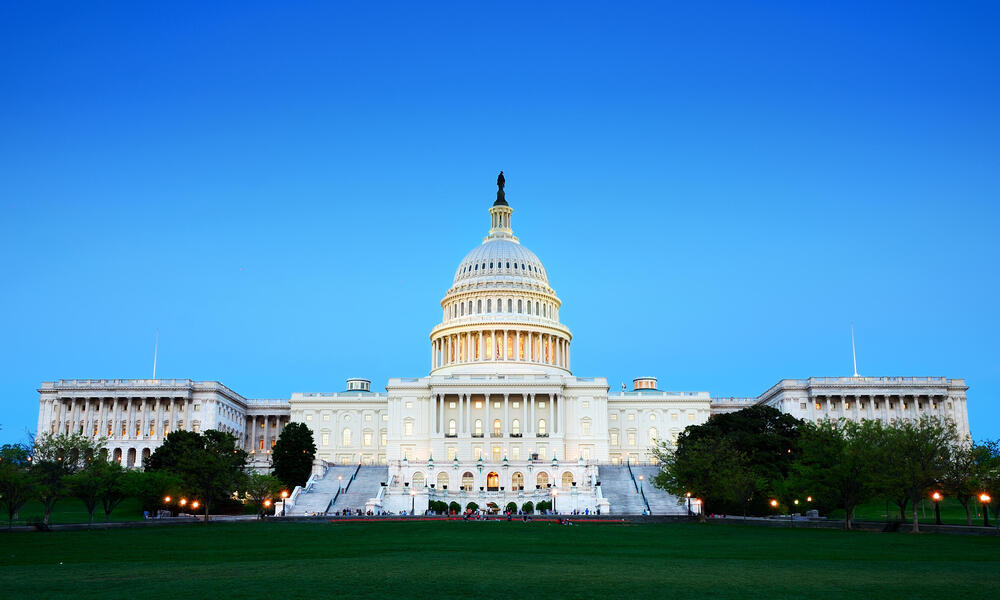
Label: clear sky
xmin=1 ymin=1 xmax=997 ymax=445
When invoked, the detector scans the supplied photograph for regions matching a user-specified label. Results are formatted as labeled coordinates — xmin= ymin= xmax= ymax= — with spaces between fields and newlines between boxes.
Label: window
xmin=492 ymin=446 xmax=501 ymax=461
xmin=649 ymin=413 xmax=656 ymax=421
xmin=628 ymin=413 xmax=635 ymax=421
xmin=382 ymin=414 xmax=389 ymax=422
xmin=364 ymin=414 xmax=372 ymax=423
xmin=447 ymin=447 xmax=457 ymax=460
xmin=475 ymin=400 xmax=483 ymax=409
xmin=628 ymin=431 xmax=636 ymax=446
xmin=448 ymin=419 xmax=457 ymax=436
xmin=539 ymin=401 xmax=546 ymax=408
xmin=582 ymin=401 xmax=590 ymax=409
xmin=537 ymin=447 xmax=547 ymax=460
xmin=477 ymin=300 xmax=482 ymax=313
xmin=611 ymin=432 xmax=619 ymax=446
xmin=487 ymin=299 xmax=492 ymax=312
xmin=670 ymin=413 xmax=678 ymax=421
xmin=512 ymin=401 xmax=520 ymax=408
xmin=493 ymin=419 xmax=501 ymax=436
xmin=342 ymin=429 xmax=352 ymax=446
xmin=323 ymin=414 xmax=330 ymax=421
xmin=380 ymin=430 xmax=387 ymax=446
xmin=582 ymin=420 xmax=591 ymax=435
xmin=405 ymin=401 xmax=413 ymax=409
xmin=404 ymin=448 xmax=413 ymax=460
xmin=512 ymin=471 xmax=524 ymax=490
xmin=815 ymin=402 xmax=822 ymax=410
xmin=517 ymin=300 xmax=523 ymax=313
xmin=449 ymin=401 xmax=456 ymax=408
xmin=582 ymin=448 xmax=591 ymax=460
xmin=649 ymin=427 xmax=658 ymax=443
xmin=460 ymin=303 xmax=464 ymax=316
xmin=474 ymin=419 xmax=483 ymax=435
xmin=800 ymin=403 xmax=807 ymax=411
xmin=535 ymin=301 xmax=540 ymax=314
xmin=462 ymin=472 xmax=475 ymax=491
xmin=611 ymin=413 xmax=618 ymax=420
xmin=363 ymin=431 xmax=373 ymax=447
xmin=688 ymin=413 xmax=695 ymax=421
xmin=411 ymin=472 xmax=425 ymax=488
xmin=512 ymin=419 xmax=521 ymax=435
xmin=193 ymin=404 xmax=200 ymax=412
xmin=259 ymin=439 xmax=265 ymax=450
xmin=474 ymin=447 xmax=483 ymax=460
xmin=537 ymin=419 xmax=547 ymax=435
xmin=527 ymin=302 xmax=532 ymax=315
xmin=512 ymin=447 xmax=520 ymax=460
xmin=507 ymin=299 xmax=512 ymax=312
xmin=322 ymin=433 xmax=330 ymax=446
xmin=404 ymin=421 xmax=414 ymax=436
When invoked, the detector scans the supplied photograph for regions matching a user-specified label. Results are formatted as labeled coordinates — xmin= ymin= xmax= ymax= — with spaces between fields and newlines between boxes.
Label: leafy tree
xmin=448 ymin=501 xmax=461 ymax=514
xmin=672 ymin=405 xmax=802 ymax=514
xmin=794 ymin=419 xmax=883 ymax=530
xmin=125 ymin=469 xmax=182 ymax=514
xmin=879 ymin=417 xmax=956 ymax=533
xmin=505 ymin=502 xmax=517 ymax=513
xmin=96 ymin=461 xmax=129 ymax=522
xmin=0 ymin=442 xmax=36 ymax=528
xmin=941 ymin=439 xmax=986 ymax=525
xmin=31 ymin=433 xmax=106 ymax=526
xmin=271 ymin=423 xmax=317 ymax=490
xmin=242 ymin=471 xmax=284 ymax=519
xmin=465 ymin=502 xmax=479 ymax=511
xmin=145 ymin=430 xmax=248 ymax=521
xmin=535 ymin=500 xmax=552 ymax=513
xmin=653 ymin=436 xmax=754 ymax=522
xmin=66 ymin=464 xmax=105 ymax=526
xmin=521 ymin=501 xmax=534 ymax=514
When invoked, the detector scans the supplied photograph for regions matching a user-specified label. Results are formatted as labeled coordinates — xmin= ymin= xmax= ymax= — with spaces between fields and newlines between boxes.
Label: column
xmin=503 ymin=394 xmax=510 ymax=435
xmin=486 ymin=394 xmax=492 ymax=437
xmin=528 ymin=394 xmax=534 ymax=435
xmin=549 ymin=395 xmax=555 ymax=435
xmin=465 ymin=393 xmax=471 ymax=435
xmin=516 ymin=330 xmax=521 ymax=361
xmin=555 ymin=393 xmax=562 ymax=434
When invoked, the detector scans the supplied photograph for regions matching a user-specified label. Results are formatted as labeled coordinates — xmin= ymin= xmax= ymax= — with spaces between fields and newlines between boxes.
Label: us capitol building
xmin=35 ymin=175 xmax=972 ymax=514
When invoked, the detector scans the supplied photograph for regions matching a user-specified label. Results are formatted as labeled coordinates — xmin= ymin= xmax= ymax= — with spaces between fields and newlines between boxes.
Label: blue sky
xmin=1 ymin=1 xmax=997 ymax=444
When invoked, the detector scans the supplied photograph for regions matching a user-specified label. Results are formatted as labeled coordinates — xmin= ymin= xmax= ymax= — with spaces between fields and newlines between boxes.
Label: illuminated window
xmin=649 ymin=427 xmax=658 ymax=443
xmin=448 ymin=419 xmax=457 ymax=435
xmin=611 ymin=414 xmax=618 ymax=421
xmin=447 ymin=447 xmax=457 ymax=460
xmin=380 ymin=430 xmax=387 ymax=446
xmin=259 ymin=439 xmax=265 ymax=450
xmin=582 ymin=421 xmax=591 ymax=435
xmin=512 ymin=447 xmax=520 ymax=460
xmin=474 ymin=447 xmax=483 ymax=460
xmin=628 ymin=413 xmax=635 ymax=421
xmin=512 ymin=419 xmax=521 ymax=435
xmin=321 ymin=433 xmax=329 ymax=446
xmin=365 ymin=414 xmax=372 ymax=423
xmin=323 ymin=414 xmax=330 ymax=421
xmin=363 ymin=431 xmax=373 ymax=447
xmin=815 ymin=402 xmax=822 ymax=410
xmin=611 ymin=432 xmax=619 ymax=446
xmin=493 ymin=419 xmax=501 ymax=436
xmin=404 ymin=421 xmax=414 ymax=436
xmin=649 ymin=413 xmax=656 ymax=421
xmin=688 ymin=413 xmax=695 ymax=421
xmin=538 ymin=447 xmax=546 ymax=460
xmin=306 ymin=415 xmax=313 ymax=421
xmin=628 ymin=431 xmax=636 ymax=446
xmin=512 ymin=401 xmax=520 ymax=408
xmin=475 ymin=400 xmax=483 ymax=409
xmin=405 ymin=401 xmax=413 ymax=409
xmin=494 ymin=401 xmax=501 ymax=409
xmin=474 ymin=419 xmax=483 ymax=435
xmin=537 ymin=419 xmax=547 ymax=435
xmin=342 ymin=429 xmax=352 ymax=446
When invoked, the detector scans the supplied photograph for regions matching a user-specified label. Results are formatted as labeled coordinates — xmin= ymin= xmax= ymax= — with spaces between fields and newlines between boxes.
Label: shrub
xmin=506 ymin=502 xmax=517 ymax=513
xmin=536 ymin=500 xmax=552 ymax=513
xmin=448 ymin=501 xmax=461 ymax=514
xmin=521 ymin=501 xmax=534 ymax=514
xmin=466 ymin=502 xmax=479 ymax=512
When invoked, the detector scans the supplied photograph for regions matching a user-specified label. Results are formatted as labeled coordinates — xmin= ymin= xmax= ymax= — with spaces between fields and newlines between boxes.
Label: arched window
xmin=536 ymin=472 xmax=549 ymax=488
xmin=462 ymin=471 xmax=475 ymax=491
xmin=487 ymin=471 xmax=500 ymax=490
xmin=537 ymin=419 xmax=547 ymax=435
xmin=412 ymin=472 xmax=425 ymax=488
xmin=507 ymin=299 xmax=513 ymax=312
xmin=474 ymin=419 xmax=483 ymax=436
xmin=517 ymin=299 xmax=522 ymax=313
xmin=649 ymin=427 xmax=658 ymax=443
xmin=437 ymin=472 xmax=450 ymax=490
xmin=342 ymin=429 xmax=352 ymax=446
xmin=493 ymin=419 xmax=501 ymax=436
xmin=461 ymin=303 xmax=465 ymax=316
xmin=527 ymin=301 xmax=532 ymax=315
xmin=535 ymin=301 xmax=540 ymax=315
xmin=448 ymin=419 xmax=456 ymax=436
xmin=497 ymin=298 xmax=502 ymax=312
xmin=487 ymin=299 xmax=492 ymax=312
xmin=511 ymin=471 xmax=524 ymax=491
xmin=543 ymin=304 xmax=547 ymax=317
xmin=477 ymin=300 xmax=482 ymax=313
xmin=468 ymin=301 xmax=472 ymax=314
xmin=511 ymin=419 xmax=521 ymax=435
xmin=562 ymin=471 xmax=574 ymax=488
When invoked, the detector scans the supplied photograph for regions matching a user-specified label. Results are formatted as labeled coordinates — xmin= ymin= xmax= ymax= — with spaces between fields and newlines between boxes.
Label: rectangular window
xmin=582 ymin=448 xmax=591 ymax=460
xmin=449 ymin=401 xmax=456 ymax=408
xmin=475 ymin=401 xmax=483 ymax=409
xmin=322 ymin=433 xmax=330 ymax=445
xmin=582 ymin=422 xmax=591 ymax=435
xmin=380 ymin=432 xmax=387 ymax=446
xmin=800 ymin=403 xmax=807 ymax=411
xmin=815 ymin=402 xmax=822 ymax=410
xmin=474 ymin=447 xmax=483 ymax=460
xmin=323 ymin=414 xmax=330 ymax=421
xmin=193 ymin=404 xmax=200 ymax=412
xmin=404 ymin=422 xmax=414 ymax=436
xmin=365 ymin=414 xmax=372 ymax=422
xmin=582 ymin=401 xmax=590 ymax=409
xmin=688 ymin=413 xmax=695 ymax=421
xmin=512 ymin=401 xmax=520 ymax=408
xmin=538 ymin=447 xmax=547 ymax=460
xmin=492 ymin=446 xmax=501 ymax=461
xmin=306 ymin=415 xmax=313 ymax=421
xmin=494 ymin=401 xmax=501 ymax=409
xmin=404 ymin=448 xmax=413 ymax=460
xmin=512 ymin=447 xmax=520 ymax=460
xmin=671 ymin=413 xmax=678 ymax=421
xmin=610 ymin=414 xmax=618 ymax=420
xmin=259 ymin=439 xmax=265 ymax=450
xmin=611 ymin=432 xmax=619 ymax=445
xmin=628 ymin=414 xmax=635 ymax=421
xmin=628 ymin=432 xmax=636 ymax=446
xmin=405 ymin=401 xmax=414 ymax=409
xmin=447 ymin=447 xmax=457 ymax=460
xmin=382 ymin=414 xmax=389 ymax=421
xmin=364 ymin=432 xmax=373 ymax=447
xmin=538 ymin=402 xmax=545 ymax=408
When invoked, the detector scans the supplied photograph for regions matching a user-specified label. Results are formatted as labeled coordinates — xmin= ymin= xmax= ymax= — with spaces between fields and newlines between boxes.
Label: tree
xmin=521 ymin=501 xmax=534 ymax=514
xmin=96 ymin=461 xmax=129 ymax=522
xmin=0 ymin=447 xmax=35 ymax=529
xmin=506 ymin=501 xmax=517 ymax=513
xmin=535 ymin=500 xmax=552 ymax=513
xmin=941 ymin=439 xmax=985 ymax=525
xmin=653 ymin=436 xmax=754 ymax=522
xmin=242 ymin=471 xmax=284 ymax=519
xmin=31 ymin=433 xmax=106 ymax=526
xmin=672 ymin=405 xmax=802 ymax=514
xmin=66 ymin=463 xmax=105 ymax=526
xmin=125 ymin=469 xmax=182 ymax=515
xmin=145 ymin=430 xmax=248 ymax=521
xmin=793 ymin=419 xmax=882 ymax=530
xmin=465 ymin=502 xmax=479 ymax=512
xmin=881 ymin=417 xmax=957 ymax=533
xmin=271 ymin=423 xmax=317 ymax=490
xmin=448 ymin=501 xmax=461 ymax=514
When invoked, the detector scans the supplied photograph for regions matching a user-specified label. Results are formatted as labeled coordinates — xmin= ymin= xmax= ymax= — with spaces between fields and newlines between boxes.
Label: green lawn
xmin=1 ymin=520 xmax=998 ymax=599
xmin=4 ymin=498 xmax=145 ymax=526
xmin=825 ymin=497 xmax=993 ymax=525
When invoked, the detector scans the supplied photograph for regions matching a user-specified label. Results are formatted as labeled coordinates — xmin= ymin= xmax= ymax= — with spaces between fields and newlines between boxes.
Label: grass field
xmin=1 ymin=520 xmax=998 ymax=599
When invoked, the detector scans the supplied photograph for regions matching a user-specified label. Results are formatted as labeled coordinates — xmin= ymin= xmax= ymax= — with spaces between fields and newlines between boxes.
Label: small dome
xmin=453 ymin=239 xmax=549 ymax=286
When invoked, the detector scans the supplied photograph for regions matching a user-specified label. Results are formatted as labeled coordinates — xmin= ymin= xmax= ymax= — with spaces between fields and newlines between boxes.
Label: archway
xmin=462 ymin=471 xmax=475 ymax=491
xmin=113 ymin=448 xmax=122 ymax=463
xmin=561 ymin=471 xmax=574 ymax=488
xmin=411 ymin=471 xmax=425 ymax=488
xmin=437 ymin=471 xmax=449 ymax=489
xmin=536 ymin=471 xmax=549 ymax=488
xmin=487 ymin=471 xmax=499 ymax=491
xmin=511 ymin=471 xmax=524 ymax=491
xmin=126 ymin=448 xmax=136 ymax=468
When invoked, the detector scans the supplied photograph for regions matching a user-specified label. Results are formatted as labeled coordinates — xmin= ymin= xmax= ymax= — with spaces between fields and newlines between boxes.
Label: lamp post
xmin=980 ymin=493 xmax=992 ymax=527
xmin=338 ymin=475 xmax=343 ymax=492
xmin=411 ymin=489 xmax=417 ymax=516
xmin=685 ymin=492 xmax=692 ymax=516
xmin=551 ymin=488 xmax=558 ymax=515
xmin=280 ymin=490 xmax=289 ymax=516
xmin=931 ymin=491 xmax=943 ymax=525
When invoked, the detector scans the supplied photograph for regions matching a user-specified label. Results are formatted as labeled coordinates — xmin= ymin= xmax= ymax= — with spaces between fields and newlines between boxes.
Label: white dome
xmin=453 ymin=239 xmax=549 ymax=286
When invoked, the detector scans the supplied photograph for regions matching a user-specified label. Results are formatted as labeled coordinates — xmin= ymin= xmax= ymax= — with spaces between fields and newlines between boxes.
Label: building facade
xmin=35 ymin=177 xmax=972 ymax=512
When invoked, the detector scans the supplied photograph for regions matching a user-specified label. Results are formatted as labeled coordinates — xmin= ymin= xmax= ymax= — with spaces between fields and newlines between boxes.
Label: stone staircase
xmin=330 ymin=466 xmax=388 ymax=514
xmin=288 ymin=465 xmax=360 ymax=515
xmin=630 ymin=466 xmax=687 ymax=515
xmin=597 ymin=465 xmax=646 ymax=514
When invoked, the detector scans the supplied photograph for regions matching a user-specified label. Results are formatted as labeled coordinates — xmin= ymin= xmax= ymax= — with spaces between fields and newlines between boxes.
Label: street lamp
xmin=551 ymin=488 xmax=558 ymax=514
xmin=411 ymin=489 xmax=417 ymax=515
xmin=931 ymin=491 xmax=943 ymax=525
xmin=980 ymin=493 xmax=992 ymax=527
xmin=338 ymin=475 xmax=343 ymax=491
xmin=163 ymin=496 xmax=171 ymax=504
xmin=191 ymin=500 xmax=200 ymax=510
xmin=685 ymin=492 xmax=692 ymax=516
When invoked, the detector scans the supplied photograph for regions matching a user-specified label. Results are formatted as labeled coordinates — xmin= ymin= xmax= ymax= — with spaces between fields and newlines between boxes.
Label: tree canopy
xmin=271 ymin=422 xmax=316 ymax=490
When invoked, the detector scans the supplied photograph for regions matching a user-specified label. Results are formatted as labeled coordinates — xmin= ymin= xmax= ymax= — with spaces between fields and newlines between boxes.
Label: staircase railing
xmin=639 ymin=486 xmax=651 ymax=514
xmin=626 ymin=460 xmax=638 ymax=493
xmin=324 ymin=486 xmax=341 ymax=516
